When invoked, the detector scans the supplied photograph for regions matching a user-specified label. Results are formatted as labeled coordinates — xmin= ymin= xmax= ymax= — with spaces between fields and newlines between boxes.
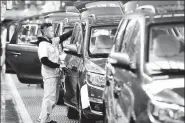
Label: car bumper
xmin=82 ymin=107 xmax=103 ymax=120
xmin=80 ymin=84 xmax=104 ymax=120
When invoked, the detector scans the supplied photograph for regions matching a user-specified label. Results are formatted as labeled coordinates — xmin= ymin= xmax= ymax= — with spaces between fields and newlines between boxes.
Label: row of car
xmin=5 ymin=1 xmax=184 ymax=123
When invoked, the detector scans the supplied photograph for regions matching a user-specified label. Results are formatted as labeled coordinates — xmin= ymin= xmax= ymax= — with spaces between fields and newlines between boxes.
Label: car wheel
xmin=67 ymin=107 xmax=78 ymax=119
xmin=103 ymin=100 xmax=108 ymax=123
xmin=56 ymin=87 xmax=65 ymax=105
xmin=135 ymin=111 xmax=149 ymax=123
xmin=130 ymin=116 xmax=135 ymax=123
xmin=103 ymin=111 xmax=108 ymax=123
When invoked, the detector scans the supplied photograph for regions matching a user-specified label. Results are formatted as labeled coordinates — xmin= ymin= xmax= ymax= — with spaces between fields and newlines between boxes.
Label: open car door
xmin=6 ymin=23 xmax=42 ymax=84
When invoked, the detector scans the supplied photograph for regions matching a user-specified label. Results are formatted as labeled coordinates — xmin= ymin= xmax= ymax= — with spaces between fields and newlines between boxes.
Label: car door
xmin=6 ymin=23 xmax=42 ymax=84
xmin=64 ymin=23 xmax=84 ymax=109
xmin=118 ymin=19 xmax=148 ymax=120
xmin=105 ymin=18 xmax=128 ymax=122
xmin=111 ymin=19 xmax=139 ymax=122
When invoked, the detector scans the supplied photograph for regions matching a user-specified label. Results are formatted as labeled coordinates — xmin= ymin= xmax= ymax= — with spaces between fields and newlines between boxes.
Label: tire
xmin=103 ymin=111 xmax=108 ymax=123
xmin=130 ymin=116 xmax=135 ymax=123
xmin=103 ymin=101 xmax=108 ymax=123
xmin=56 ymin=88 xmax=65 ymax=105
xmin=135 ymin=111 xmax=149 ymax=123
xmin=67 ymin=107 xmax=78 ymax=119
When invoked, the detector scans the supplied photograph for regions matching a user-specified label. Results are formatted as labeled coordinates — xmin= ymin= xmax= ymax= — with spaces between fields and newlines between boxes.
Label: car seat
xmin=153 ymin=34 xmax=181 ymax=57
xmin=150 ymin=29 xmax=168 ymax=50
xmin=90 ymin=35 xmax=113 ymax=54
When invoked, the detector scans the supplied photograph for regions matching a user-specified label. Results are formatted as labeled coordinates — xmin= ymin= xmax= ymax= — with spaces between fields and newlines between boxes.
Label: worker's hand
xmin=59 ymin=64 xmax=68 ymax=72
xmin=59 ymin=64 xmax=65 ymax=69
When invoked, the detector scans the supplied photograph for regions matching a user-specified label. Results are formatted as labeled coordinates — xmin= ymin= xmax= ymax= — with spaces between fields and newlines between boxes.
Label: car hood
xmin=84 ymin=58 xmax=107 ymax=74
xmin=143 ymin=78 xmax=184 ymax=106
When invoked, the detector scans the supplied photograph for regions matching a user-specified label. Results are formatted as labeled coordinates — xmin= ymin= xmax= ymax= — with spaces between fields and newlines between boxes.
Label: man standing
xmin=37 ymin=23 xmax=72 ymax=123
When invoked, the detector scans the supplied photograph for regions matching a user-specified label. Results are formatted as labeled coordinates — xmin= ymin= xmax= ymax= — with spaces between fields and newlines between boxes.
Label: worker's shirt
xmin=38 ymin=37 xmax=61 ymax=79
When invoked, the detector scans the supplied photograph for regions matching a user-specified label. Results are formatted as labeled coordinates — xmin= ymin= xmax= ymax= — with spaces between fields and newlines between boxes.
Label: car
xmin=103 ymin=2 xmax=184 ymax=123
xmin=62 ymin=1 xmax=123 ymax=122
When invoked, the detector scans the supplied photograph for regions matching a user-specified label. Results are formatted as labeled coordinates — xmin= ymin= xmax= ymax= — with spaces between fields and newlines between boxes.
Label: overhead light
xmin=6 ymin=1 xmax=13 ymax=10
xmin=25 ymin=1 xmax=31 ymax=4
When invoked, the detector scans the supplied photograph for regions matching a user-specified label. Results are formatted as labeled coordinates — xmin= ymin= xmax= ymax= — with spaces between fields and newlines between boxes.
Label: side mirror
xmin=108 ymin=52 xmax=131 ymax=70
xmin=64 ymin=44 xmax=79 ymax=56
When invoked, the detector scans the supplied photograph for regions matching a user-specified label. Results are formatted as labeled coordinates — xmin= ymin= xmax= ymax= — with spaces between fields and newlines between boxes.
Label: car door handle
xmin=10 ymin=52 xmax=21 ymax=56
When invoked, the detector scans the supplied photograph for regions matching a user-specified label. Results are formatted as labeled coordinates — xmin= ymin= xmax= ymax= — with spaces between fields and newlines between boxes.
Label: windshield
xmin=147 ymin=23 xmax=184 ymax=74
xmin=89 ymin=26 xmax=117 ymax=57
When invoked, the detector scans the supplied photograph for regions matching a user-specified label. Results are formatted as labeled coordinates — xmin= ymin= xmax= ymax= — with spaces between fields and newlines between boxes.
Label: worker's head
xmin=40 ymin=23 xmax=54 ymax=39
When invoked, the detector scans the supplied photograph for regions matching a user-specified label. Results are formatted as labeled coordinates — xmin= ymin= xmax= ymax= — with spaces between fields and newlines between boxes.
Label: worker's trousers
xmin=39 ymin=77 xmax=60 ymax=123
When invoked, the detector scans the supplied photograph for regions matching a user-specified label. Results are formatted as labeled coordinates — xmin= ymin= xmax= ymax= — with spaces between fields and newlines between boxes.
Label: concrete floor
xmin=1 ymin=72 xmax=78 ymax=123
xmin=1 ymin=72 xmax=23 ymax=123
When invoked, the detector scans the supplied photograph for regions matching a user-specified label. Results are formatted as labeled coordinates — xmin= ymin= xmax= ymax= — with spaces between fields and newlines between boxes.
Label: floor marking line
xmin=6 ymin=74 xmax=33 ymax=123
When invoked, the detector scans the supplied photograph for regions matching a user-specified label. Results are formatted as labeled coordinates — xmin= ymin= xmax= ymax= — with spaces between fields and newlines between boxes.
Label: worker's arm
xmin=59 ymin=30 xmax=73 ymax=44
xmin=40 ymin=57 xmax=60 ymax=68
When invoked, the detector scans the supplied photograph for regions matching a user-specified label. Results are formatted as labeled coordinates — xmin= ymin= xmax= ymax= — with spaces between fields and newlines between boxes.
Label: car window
xmin=89 ymin=26 xmax=117 ymax=56
xmin=8 ymin=25 xmax=16 ymax=42
xmin=17 ymin=24 xmax=39 ymax=45
xmin=30 ymin=26 xmax=37 ymax=36
xmin=120 ymin=19 xmax=137 ymax=53
xmin=149 ymin=23 xmax=184 ymax=66
xmin=114 ymin=19 xmax=128 ymax=52
xmin=52 ymin=23 xmax=58 ymax=35
xmin=37 ymin=28 xmax=42 ymax=37
xmin=70 ymin=23 xmax=83 ymax=45
xmin=125 ymin=21 xmax=141 ymax=64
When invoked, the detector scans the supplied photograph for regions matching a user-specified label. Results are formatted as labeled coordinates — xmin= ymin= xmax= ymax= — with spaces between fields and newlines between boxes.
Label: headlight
xmin=148 ymin=100 xmax=184 ymax=122
xmin=86 ymin=72 xmax=106 ymax=87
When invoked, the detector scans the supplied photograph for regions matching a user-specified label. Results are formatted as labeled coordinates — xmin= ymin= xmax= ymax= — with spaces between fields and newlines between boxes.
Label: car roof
xmin=80 ymin=2 xmax=123 ymax=26
xmin=123 ymin=2 xmax=184 ymax=25
xmin=75 ymin=1 xmax=125 ymax=13
xmin=45 ymin=12 xmax=80 ymax=21
xmin=19 ymin=11 xmax=80 ymax=26
xmin=87 ymin=15 xmax=122 ymax=26
xmin=124 ymin=11 xmax=184 ymax=25
xmin=148 ymin=15 xmax=184 ymax=25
